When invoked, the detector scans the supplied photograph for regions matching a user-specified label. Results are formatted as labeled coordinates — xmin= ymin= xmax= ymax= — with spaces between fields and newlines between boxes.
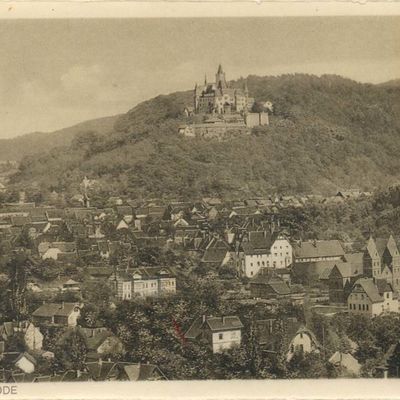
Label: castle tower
xmin=215 ymin=64 xmax=227 ymax=90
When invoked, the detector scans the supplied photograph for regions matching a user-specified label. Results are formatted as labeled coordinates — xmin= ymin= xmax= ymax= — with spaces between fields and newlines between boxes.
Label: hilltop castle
xmin=180 ymin=65 xmax=269 ymax=139
xmin=194 ymin=65 xmax=254 ymax=114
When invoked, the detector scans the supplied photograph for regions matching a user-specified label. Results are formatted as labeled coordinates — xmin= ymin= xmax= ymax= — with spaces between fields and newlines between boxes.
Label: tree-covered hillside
xmin=9 ymin=74 xmax=400 ymax=199
xmin=0 ymin=115 xmax=120 ymax=162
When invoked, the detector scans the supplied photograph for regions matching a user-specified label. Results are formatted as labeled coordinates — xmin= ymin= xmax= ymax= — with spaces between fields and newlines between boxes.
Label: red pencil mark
xmin=172 ymin=318 xmax=186 ymax=345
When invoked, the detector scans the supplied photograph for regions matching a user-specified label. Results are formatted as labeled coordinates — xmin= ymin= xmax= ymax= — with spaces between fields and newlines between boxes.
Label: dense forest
xmin=8 ymin=73 xmax=400 ymax=199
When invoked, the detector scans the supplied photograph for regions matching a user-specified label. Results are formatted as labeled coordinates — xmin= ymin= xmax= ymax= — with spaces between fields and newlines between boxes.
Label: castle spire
xmin=204 ymin=74 xmax=207 ymax=85
xmin=215 ymin=64 xmax=227 ymax=90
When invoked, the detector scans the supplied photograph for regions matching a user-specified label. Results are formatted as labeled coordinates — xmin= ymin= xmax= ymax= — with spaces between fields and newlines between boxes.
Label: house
xmin=87 ymin=361 xmax=167 ymax=381
xmin=328 ymin=351 xmax=361 ymax=377
xmin=41 ymin=241 xmax=77 ymax=261
xmin=184 ymin=315 xmax=244 ymax=353
xmin=347 ymin=277 xmax=399 ymax=316
xmin=13 ymin=352 xmax=37 ymax=374
xmin=249 ymin=269 xmax=291 ymax=299
xmin=328 ymin=262 xmax=361 ymax=304
xmin=108 ymin=272 xmax=132 ymax=300
xmin=254 ymin=317 xmax=319 ymax=361
xmin=363 ymin=236 xmax=400 ymax=290
xmin=286 ymin=326 xmax=321 ymax=361
xmin=22 ymin=323 xmax=43 ymax=351
xmin=112 ymin=362 xmax=167 ymax=381
xmin=293 ymin=240 xmax=345 ymax=264
xmin=80 ymin=328 xmax=125 ymax=360
xmin=0 ymin=321 xmax=43 ymax=352
xmin=132 ymin=267 xmax=176 ymax=297
xmin=201 ymin=239 xmax=233 ymax=269
xmin=292 ymin=240 xmax=346 ymax=285
xmin=239 ymin=231 xmax=292 ymax=278
xmin=32 ymin=302 xmax=82 ymax=326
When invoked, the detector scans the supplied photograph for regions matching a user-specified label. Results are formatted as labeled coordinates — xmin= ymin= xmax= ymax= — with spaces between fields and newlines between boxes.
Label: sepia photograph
xmin=0 ymin=3 xmax=400 ymax=395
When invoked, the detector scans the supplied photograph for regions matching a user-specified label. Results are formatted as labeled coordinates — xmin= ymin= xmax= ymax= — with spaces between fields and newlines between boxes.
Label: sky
xmin=0 ymin=17 xmax=399 ymax=139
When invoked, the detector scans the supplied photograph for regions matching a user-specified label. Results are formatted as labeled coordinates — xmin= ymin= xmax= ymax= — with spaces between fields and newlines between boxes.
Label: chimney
xmin=202 ymin=315 xmax=206 ymax=323
xmin=76 ymin=370 xmax=81 ymax=378
xmin=60 ymin=302 xmax=65 ymax=310
xmin=98 ymin=358 xmax=103 ymax=366
xmin=222 ymin=316 xmax=226 ymax=325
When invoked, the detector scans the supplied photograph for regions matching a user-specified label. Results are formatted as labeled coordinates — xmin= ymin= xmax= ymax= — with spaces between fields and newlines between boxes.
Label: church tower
xmin=215 ymin=64 xmax=227 ymax=90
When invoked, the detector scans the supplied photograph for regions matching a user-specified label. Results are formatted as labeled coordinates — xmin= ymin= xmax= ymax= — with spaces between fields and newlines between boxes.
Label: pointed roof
xmin=217 ymin=64 xmax=223 ymax=74
xmin=386 ymin=235 xmax=399 ymax=257
xmin=353 ymin=277 xmax=383 ymax=303
xmin=365 ymin=236 xmax=379 ymax=258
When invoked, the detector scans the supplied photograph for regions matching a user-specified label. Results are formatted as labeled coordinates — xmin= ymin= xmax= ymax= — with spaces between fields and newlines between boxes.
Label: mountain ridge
xmin=6 ymin=73 xmax=400 ymax=200
xmin=0 ymin=115 xmax=121 ymax=162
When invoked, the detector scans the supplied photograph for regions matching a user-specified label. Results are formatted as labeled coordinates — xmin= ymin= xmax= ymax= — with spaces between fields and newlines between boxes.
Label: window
xmin=250 ymin=271 xmax=253 ymax=276
xmin=219 ymin=333 xmax=223 ymax=340
xmin=362 ymin=304 xmax=365 ymax=311
xmin=387 ymin=293 xmax=390 ymax=298
xmin=262 ymin=261 xmax=265 ymax=266
xmin=359 ymin=304 xmax=361 ymax=310
xmin=300 ymin=333 xmax=303 ymax=338
xmin=366 ymin=304 xmax=369 ymax=311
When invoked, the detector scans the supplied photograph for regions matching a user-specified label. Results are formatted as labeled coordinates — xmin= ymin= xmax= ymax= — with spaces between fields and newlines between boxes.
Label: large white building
xmin=239 ymin=231 xmax=293 ymax=278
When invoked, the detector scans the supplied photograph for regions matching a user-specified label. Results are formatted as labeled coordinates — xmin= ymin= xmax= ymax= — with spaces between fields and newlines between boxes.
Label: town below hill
xmin=2 ymin=184 xmax=400 ymax=379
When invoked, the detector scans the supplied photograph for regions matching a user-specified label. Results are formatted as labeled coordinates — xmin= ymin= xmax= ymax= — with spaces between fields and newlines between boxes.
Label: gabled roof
xmin=184 ymin=315 xmax=243 ymax=339
xmin=32 ymin=302 xmax=80 ymax=318
xmin=343 ymin=252 xmax=364 ymax=274
xmin=329 ymin=262 xmax=357 ymax=279
xmin=85 ymin=361 xmax=115 ymax=381
xmin=386 ymin=235 xmax=399 ymax=258
xmin=201 ymin=247 xmax=228 ymax=264
xmin=250 ymin=270 xmax=291 ymax=295
xmin=120 ymin=363 xmax=166 ymax=381
xmin=255 ymin=317 xmax=301 ymax=348
xmin=365 ymin=237 xmax=379 ymax=259
xmin=294 ymin=240 xmax=345 ymax=259
xmin=353 ymin=278 xmax=383 ymax=303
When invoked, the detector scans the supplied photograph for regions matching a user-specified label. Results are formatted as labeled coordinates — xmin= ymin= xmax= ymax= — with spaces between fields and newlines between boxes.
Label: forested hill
xmin=9 ymin=74 xmax=400 ymax=200
xmin=0 ymin=115 xmax=120 ymax=162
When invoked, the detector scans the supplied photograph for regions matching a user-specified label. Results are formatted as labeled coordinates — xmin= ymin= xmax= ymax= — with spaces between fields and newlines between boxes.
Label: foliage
xmin=9 ymin=75 xmax=400 ymax=199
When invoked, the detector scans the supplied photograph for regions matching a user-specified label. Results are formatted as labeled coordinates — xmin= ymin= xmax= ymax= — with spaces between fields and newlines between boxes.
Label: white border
xmin=1 ymin=1 xmax=400 ymax=19
xmin=8 ymin=379 xmax=400 ymax=399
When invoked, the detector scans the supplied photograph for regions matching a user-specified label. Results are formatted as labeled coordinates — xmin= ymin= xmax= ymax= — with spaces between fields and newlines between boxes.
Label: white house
xmin=184 ymin=315 xmax=244 ymax=354
xmin=286 ymin=326 xmax=320 ymax=361
xmin=347 ymin=277 xmax=399 ymax=316
xmin=23 ymin=323 xmax=44 ymax=351
xmin=14 ymin=352 xmax=37 ymax=374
